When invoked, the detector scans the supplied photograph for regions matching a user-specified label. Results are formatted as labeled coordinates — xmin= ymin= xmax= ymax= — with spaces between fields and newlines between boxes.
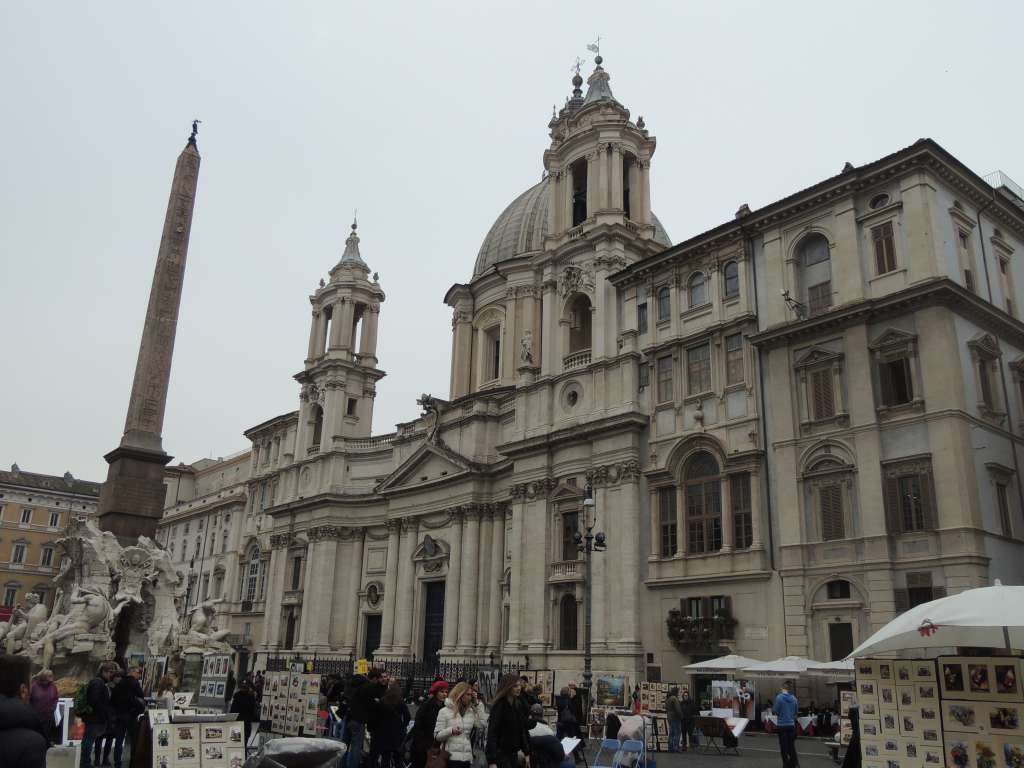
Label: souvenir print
xmin=970 ymin=665 xmax=991 ymax=694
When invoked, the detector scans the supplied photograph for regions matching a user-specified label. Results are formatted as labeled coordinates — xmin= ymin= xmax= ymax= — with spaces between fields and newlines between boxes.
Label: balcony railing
xmin=549 ymin=560 xmax=583 ymax=580
xmin=343 ymin=433 xmax=397 ymax=450
xmin=563 ymin=349 xmax=592 ymax=371
xmin=666 ymin=611 xmax=737 ymax=653
xmin=307 ymin=444 xmax=320 ymax=455
xmin=241 ymin=600 xmax=254 ymax=613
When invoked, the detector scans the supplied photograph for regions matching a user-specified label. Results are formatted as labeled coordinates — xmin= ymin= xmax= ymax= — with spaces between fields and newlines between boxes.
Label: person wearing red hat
xmin=411 ymin=681 xmax=449 ymax=768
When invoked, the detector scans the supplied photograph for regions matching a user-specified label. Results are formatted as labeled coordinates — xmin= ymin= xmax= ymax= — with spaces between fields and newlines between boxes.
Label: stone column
xmin=456 ymin=506 xmax=481 ymax=652
xmin=451 ymin=309 xmax=473 ymax=398
xmin=314 ymin=311 xmax=329 ymax=357
xmin=590 ymin=488 xmax=607 ymax=652
xmin=586 ymin=152 xmax=598 ymax=218
xmin=296 ymin=545 xmax=317 ymax=647
xmin=610 ymin=146 xmax=623 ymax=211
xmin=506 ymin=498 xmax=525 ymax=649
xmin=598 ymin=145 xmax=610 ymax=210
xmin=593 ymin=267 xmax=607 ymax=360
xmin=552 ymin=171 xmax=563 ymax=233
xmin=307 ymin=310 xmax=320 ymax=361
xmin=540 ymin=281 xmax=556 ymax=375
xmin=380 ymin=521 xmax=401 ymax=652
xmin=343 ymin=529 xmax=366 ymax=653
xmin=720 ymin=474 xmax=734 ymax=552
xmin=618 ymin=478 xmax=641 ymax=647
xmin=441 ymin=511 xmax=464 ymax=653
xmin=627 ymin=162 xmax=641 ymax=220
xmin=564 ymin=166 xmax=574 ymax=228
xmin=486 ymin=507 xmax=505 ymax=654
xmin=360 ymin=304 xmax=380 ymax=363
xmin=648 ymin=489 xmax=660 ymax=558
xmin=305 ymin=534 xmax=339 ymax=649
xmin=261 ymin=544 xmax=287 ymax=649
xmin=393 ymin=518 xmax=419 ymax=654
xmin=337 ymin=298 xmax=355 ymax=352
xmin=475 ymin=509 xmax=493 ymax=650
xmin=503 ymin=289 xmax=517 ymax=380
xmin=639 ymin=160 xmax=652 ymax=225
xmin=329 ymin=300 xmax=346 ymax=350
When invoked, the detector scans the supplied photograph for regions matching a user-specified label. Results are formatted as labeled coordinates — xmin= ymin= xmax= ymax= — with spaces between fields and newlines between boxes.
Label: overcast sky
xmin=2 ymin=1 xmax=1022 ymax=482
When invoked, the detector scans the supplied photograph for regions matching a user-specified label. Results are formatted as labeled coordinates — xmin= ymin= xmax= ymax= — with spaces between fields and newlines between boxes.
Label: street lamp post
xmin=575 ymin=485 xmax=607 ymax=712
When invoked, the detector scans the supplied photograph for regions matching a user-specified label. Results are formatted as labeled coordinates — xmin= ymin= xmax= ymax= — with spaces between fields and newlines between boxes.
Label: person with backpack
xmin=78 ymin=661 xmax=118 ymax=768
xmin=110 ymin=665 xmax=146 ymax=768
xmin=0 ymin=654 xmax=48 ymax=768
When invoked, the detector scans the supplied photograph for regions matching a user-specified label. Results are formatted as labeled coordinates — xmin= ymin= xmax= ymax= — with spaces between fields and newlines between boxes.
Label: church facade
xmin=160 ymin=59 xmax=1024 ymax=682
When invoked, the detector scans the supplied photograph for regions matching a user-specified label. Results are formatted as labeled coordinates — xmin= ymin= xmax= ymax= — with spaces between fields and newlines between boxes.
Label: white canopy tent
xmin=740 ymin=656 xmax=824 ymax=678
xmin=684 ymin=654 xmax=763 ymax=674
xmin=807 ymin=658 xmax=855 ymax=679
xmin=848 ymin=581 xmax=1024 ymax=658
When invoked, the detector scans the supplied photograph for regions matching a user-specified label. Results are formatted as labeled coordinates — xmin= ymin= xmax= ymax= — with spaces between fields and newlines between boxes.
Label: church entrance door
xmin=364 ymin=614 xmax=382 ymax=660
xmin=422 ymin=581 xmax=445 ymax=670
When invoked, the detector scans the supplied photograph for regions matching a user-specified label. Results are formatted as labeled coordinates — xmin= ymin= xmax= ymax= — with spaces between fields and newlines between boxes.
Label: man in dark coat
xmin=346 ymin=669 xmax=387 ymax=768
xmin=679 ymin=688 xmax=697 ymax=751
xmin=80 ymin=661 xmax=118 ymax=768
xmin=110 ymin=665 xmax=146 ymax=768
xmin=0 ymin=654 xmax=48 ymax=768
xmin=230 ymin=681 xmax=260 ymax=747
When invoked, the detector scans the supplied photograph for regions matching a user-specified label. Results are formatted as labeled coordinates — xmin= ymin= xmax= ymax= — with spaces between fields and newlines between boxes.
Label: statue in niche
xmin=520 ymin=330 xmax=534 ymax=365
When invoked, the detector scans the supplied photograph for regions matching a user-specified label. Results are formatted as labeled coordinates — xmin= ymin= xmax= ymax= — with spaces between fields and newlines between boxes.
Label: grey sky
xmin=2 ymin=1 xmax=1021 ymax=482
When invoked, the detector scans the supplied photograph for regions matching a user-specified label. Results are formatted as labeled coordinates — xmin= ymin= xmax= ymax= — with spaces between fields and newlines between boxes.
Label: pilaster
xmin=441 ymin=511 xmax=464 ymax=653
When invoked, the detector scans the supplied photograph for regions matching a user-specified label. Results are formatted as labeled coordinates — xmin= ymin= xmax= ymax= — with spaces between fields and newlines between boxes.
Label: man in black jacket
xmin=0 ymin=654 xmax=48 ymax=768
xmin=80 ymin=661 xmax=118 ymax=768
xmin=110 ymin=665 xmax=145 ymax=768
xmin=679 ymin=688 xmax=697 ymax=752
xmin=346 ymin=669 xmax=387 ymax=768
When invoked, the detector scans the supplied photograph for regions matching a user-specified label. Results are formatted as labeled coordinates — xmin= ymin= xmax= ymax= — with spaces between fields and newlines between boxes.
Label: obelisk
xmin=97 ymin=123 xmax=201 ymax=540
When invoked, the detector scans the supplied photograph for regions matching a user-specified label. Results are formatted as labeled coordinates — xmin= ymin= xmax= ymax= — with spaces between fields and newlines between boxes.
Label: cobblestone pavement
xmin=584 ymin=733 xmax=840 ymax=768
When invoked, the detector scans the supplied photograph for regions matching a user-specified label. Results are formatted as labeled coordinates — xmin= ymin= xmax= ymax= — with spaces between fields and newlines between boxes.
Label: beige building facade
xmin=162 ymin=61 xmax=1024 ymax=681
xmin=0 ymin=465 xmax=99 ymax=617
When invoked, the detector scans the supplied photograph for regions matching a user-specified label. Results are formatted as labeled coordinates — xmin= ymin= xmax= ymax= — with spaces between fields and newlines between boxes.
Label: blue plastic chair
xmin=615 ymin=740 xmax=644 ymax=768
xmin=593 ymin=739 xmax=621 ymax=768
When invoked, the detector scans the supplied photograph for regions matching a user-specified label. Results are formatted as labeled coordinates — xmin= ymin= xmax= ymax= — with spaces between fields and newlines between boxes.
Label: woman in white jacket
xmin=435 ymin=682 xmax=480 ymax=768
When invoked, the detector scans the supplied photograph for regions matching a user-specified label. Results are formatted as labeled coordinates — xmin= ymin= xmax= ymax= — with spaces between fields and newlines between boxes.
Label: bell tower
xmin=543 ymin=54 xmax=657 ymax=247
xmin=295 ymin=220 xmax=385 ymax=453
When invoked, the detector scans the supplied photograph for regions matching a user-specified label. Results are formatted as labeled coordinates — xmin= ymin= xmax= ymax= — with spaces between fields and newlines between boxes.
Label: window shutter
xmin=894 ymin=588 xmax=910 ymax=613
xmin=920 ymin=469 xmax=936 ymax=531
xmin=873 ymin=225 xmax=887 ymax=274
xmin=884 ymin=474 xmax=901 ymax=534
xmin=879 ymin=359 xmax=894 ymax=406
xmin=812 ymin=369 xmax=835 ymax=419
xmin=701 ymin=596 xmax=712 ymax=621
xmin=979 ymin=360 xmax=993 ymax=407
xmin=820 ymin=485 xmax=844 ymax=540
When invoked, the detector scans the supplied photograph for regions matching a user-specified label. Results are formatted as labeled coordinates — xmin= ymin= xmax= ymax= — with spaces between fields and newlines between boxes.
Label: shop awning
xmin=683 ymin=654 xmax=762 ymax=674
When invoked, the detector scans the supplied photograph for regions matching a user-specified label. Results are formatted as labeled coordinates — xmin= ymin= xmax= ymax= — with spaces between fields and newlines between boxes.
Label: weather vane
xmin=587 ymin=36 xmax=601 ymax=57
xmin=352 ymin=208 xmax=358 ymax=230
xmin=571 ymin=57 xmax=585 ymax=76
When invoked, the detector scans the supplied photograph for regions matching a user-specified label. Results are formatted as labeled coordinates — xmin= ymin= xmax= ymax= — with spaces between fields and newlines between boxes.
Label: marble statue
xmin=180 ymin=598 xmax=233 ymax=653
xmin=520 ymin=330 xmax=534 ymax=365
xmin=4 ymin=592 xmax=48 ymax=655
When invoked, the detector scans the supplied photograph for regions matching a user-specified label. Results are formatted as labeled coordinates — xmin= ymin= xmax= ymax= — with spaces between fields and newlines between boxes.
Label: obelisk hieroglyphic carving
xmin=97 ymin=125 xmax=201 ymax=540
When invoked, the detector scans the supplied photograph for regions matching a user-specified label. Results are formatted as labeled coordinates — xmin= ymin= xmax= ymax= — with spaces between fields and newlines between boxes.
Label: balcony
xmin=307 ymin=444 xmax=320 ymax=455
xmin=549 ymin=560 xmax=583 ymax=582
xmin=666 ymin=611 xmax=737 ymax=653
xmin=241 ymin=600 xmax=254 ymax=613
xmin=563 ymin=349 xmax=592 ymax=371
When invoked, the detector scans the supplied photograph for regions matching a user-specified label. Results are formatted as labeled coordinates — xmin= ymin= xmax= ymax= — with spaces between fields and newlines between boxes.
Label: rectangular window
xmin=243 ymin=622 xmax=252 ymax=642
xmin=883 ymin=463 xmax=934 ymax=534
xmin=811 ymin=369 xmax=836 ymax=419
xmin=20 ymin=508 xmax=31 ymax=524
xmin=40 ymin=548 xmax=53 ymax=567
xmin=819 ymin=484 xmax=844 ymax=541
xmin=2 ymin=588 xmax=15 ymax=608
xmin=872 ymin=221 xmax=897 ymax=274
xmin=686 ymin=479 xmax=722 ymax=554
xmin=996 ymin=482 xmax=1012 ymax=537
xmin=561 ymin=511 xmax=579 ymax=562
xmin=656 ymin=356 xmax=673 ymax=403
xmin=958 ymin=230 xmax=976 ymax=292
xmin=347 ymin=398 xmax=358 ymax=416
xmin=485 ymin=326 xmax=501 ymax=381
xmin=725 ymin=334 xmax=744 ymax=386
xmin=687 ymin=343 xmax=711 ymax=394
xmin=638 ymin=363 xmax=650 ymax=390
xmin=637 ymin=302 xmax=648 ymax=335
xmin=658 ymin=488 xmax=678 ymax=557
xmin=879 ymin=354 xmax=913 ymax=406
xmin=657 ymin=287 xmax=671 ymax=322
xmin=898 ymin=475 xmax=925 ymax=532
xmin=710 ymin=595 xmax=729 ymax=617
xmin=686 ymin=597 xmax=703 ymax=619
xmin=49 ymin=511 xmax=60 ymax=528
xmin=290 ymin=556 xmax=302 ymax=590
xmin=730 ymin=473 xmax=753 ymax=549
xmin=12 ymin=543 xmax=26 ymax=564
xmin=808 ymin=282 xmax=832 ymax=315
xmin=906 ymin=572 xmax=934 ymax=609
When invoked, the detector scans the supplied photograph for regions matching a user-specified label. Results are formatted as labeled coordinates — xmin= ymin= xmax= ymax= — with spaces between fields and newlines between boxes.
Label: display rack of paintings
xmin=639 ymin=681 xmax=669 ymax=712
xmin=856 ymin=658 xmax=944 ymax=768
xmin=198 ymin=653 xmax=232 ymax=711
xmin=268 ymin=671 xmax=290 ymax=734
xmin=301 ymin=673 xmax=322 ymax=734
xmin=521 ymin=670 xmax=555 ymax=707
xmin=151 ymin=718 xmax=243 ymax=768
xmin=938 ymin=657 xmax=1023 ymax=768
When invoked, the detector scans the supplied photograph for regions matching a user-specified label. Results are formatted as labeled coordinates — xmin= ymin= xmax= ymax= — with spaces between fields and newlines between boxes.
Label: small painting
xmin=880 ymin=686 xmax=895 ymax=706
xmin=989 ymin=705 xmax=1020 ymax=732
xmin=920 ymin=705 xmax=937 ymax=721
xmin=946 ymin=702 xmax=977 ymax=731
xmin=921 ymin=727 xmax=940 ymax=744
xmin=898 ymin=686 xmax=915 ymax=708
xmin=861 ymin=682 xmax=876 ymax=697
xmin=913 ymin=662 xmax=936 ymax=682
xmin=943 ymin=663 xmax=965 ymax=693
xmin=969 ymin=665 xmax=991 ymax=694
xmin=865 ymin=743 xmax=881 ymax=757
xmin=946 ymin=738 xmax=969 ymax=768
xmin=922 ymin=747 xmax=942 ymax=766
xmin=879 ymin=663 xmax=892 ymax=680
xmin=918 ymin=683 xmax=937 ymax=701
xmin=975 ymin=739 xmax=998 ymax=768
xmin=896 ymin=662 xmax=913 ymax=682
xmin=862 ymin=701 xmax=878 ymax=716
xmin=863 ymin=721 xmax=880 ymax=737
xmin=1003 ymin=742 xmax=1024 ymax=768
xmin=997 ymin=665 xmax=1020 ymax=697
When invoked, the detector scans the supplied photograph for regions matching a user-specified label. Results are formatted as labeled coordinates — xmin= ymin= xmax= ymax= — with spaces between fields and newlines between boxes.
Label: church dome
xmin=473 ymin=179 xmax=672 ymax=278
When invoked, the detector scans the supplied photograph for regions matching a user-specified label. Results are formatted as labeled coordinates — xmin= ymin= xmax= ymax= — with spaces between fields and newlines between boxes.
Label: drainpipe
xmin=977 ymin=192 xmax=1024 ymax=529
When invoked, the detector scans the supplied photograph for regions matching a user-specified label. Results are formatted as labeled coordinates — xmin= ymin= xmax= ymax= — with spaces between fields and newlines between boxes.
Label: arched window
xmin=826 ymin=580 xmax=851 ymax=599
xmin=799 ymin=234 xmax=832 ymax=315
xmin=685 ymin=452 xmax=722 ymax=553
xmin=688 ymin=272 xmax=707 ymax=308
xmin=568 ymin=294 xmax=592 ymax=353
xmin=559 ymin=594 xmax=578 ymax=650
xmin=657 ymin=286 xmax=671 ymax=322
xmin=311 ymin=404 xmax=324 ymax=448
xmin=243 ymin=546 xmax=262 ymax=603
xmin=723 ymin=261 xmax=740 ymax=299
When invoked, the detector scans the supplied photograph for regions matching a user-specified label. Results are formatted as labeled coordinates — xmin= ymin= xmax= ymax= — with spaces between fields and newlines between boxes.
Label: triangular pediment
xmin=794 ymin=345 xmax=843 ymax=369
xmin=868 ymin=327 xmax=917 ymax=350
xmin=550 ymin=483 xmax=586 ymax=502
xmin=968 ymin=332 xmax=1001 ymax=358
xmin=377 ymin=441 xmax=479 ymax=494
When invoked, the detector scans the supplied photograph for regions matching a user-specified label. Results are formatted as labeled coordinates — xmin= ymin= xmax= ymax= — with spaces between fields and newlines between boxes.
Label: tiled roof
xmin=0 ymin=467 xmax=101 ymax=497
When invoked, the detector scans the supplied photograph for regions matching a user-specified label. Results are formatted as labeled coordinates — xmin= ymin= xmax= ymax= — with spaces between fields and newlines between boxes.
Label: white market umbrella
xmin=684 ymin=654 xmax=762 ymax=674
xmin=740 ymin=656 xmax=823 ymax=677
xmin=807 ymin=659 xmax=855 ymax=679
xmin=848 ymin=581 xmax=1024 ymax=658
